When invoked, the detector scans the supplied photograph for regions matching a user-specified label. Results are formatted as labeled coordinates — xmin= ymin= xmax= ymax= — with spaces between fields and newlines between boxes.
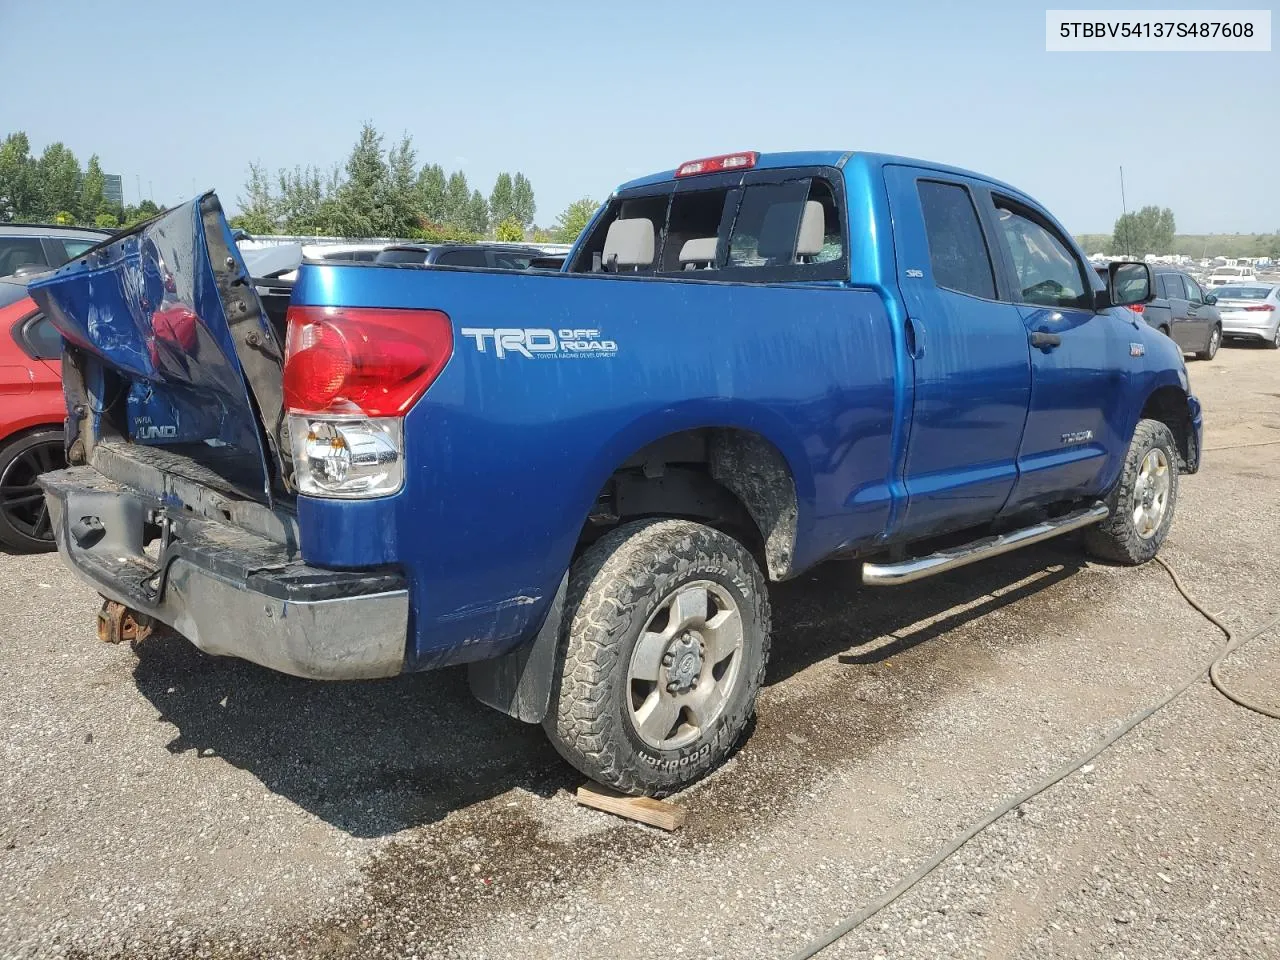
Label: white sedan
xmin=1216 ymin=283 xmax=1280 ymax=348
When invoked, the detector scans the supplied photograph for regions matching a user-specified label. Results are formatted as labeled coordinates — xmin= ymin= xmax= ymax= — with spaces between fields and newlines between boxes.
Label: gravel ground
xmin=2 ymin=345 xmax=1278 ymax=959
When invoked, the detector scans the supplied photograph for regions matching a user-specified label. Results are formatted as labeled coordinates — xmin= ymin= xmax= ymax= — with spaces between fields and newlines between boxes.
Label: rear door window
xmin=21 ymin=314 xmax=63 ymax=360
xmin=916 ymin=181 xmax=996 ymax=300
xmin=0 ymin=238 xmax=49 ymax=276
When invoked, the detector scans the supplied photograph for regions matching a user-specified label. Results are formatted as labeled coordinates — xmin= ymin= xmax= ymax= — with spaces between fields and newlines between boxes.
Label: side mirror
xmin=1204 ymin=293 xmax=1218 ymax=305
xmin=1109 ymin=261 xmax=1153 ymax=308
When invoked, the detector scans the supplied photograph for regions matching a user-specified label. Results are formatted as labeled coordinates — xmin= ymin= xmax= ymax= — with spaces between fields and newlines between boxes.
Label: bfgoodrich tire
xmin=1084 ymin=418 xmax=1179 ymax=565
xmin=543 ymin=519 xmax=770 ymax=796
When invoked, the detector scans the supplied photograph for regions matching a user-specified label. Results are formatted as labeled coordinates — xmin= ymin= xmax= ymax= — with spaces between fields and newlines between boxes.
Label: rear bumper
xmin=40 ymin=466 xmax=408 ymax=680
xmin=1221 ymin=316 xmax=1279 ymax=338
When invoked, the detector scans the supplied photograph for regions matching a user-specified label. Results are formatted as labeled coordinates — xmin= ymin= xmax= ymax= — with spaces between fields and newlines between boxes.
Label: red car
xmin=0 ymin=276 xmax=67 ymax=552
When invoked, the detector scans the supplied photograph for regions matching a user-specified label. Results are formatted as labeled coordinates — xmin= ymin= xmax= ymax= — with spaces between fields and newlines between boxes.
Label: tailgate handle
xmin=1029 ymin=331 xmax=1062 ymax=350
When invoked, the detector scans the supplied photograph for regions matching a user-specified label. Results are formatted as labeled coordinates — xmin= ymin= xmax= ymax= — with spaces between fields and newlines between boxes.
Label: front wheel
xmin=1084 ymin=418 xmax=1179 ymax=565
xmin=0 ymin=429 xmax=65 ymax=553
xmin=543 ymin=519 xmax=770 ymax=796
xmin=1195 ymin=324 xmax=1221 ymax=361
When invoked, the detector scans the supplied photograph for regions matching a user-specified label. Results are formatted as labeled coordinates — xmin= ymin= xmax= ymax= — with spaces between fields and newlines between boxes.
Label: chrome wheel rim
xmin=1208 ymin=328 xmax=1220 ymax=357
xmin=1132 ymin=447 xmax=1171 ymax=540
xmin=0 ymin=440 xmax=63 ymax=543
xmin=626 ymin=580 xmax=744 ymax=751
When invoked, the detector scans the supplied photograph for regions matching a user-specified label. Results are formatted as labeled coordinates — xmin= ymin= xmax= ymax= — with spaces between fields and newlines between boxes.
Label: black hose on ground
xmin=786 ymin=556 xmax=1280 ymax=960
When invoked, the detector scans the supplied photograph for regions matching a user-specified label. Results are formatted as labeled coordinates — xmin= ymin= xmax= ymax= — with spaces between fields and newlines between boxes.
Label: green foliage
xmin=80 ymin=155 xmax=106 ymax=221
xmin=416 ymin=164 xmax=447 ymax=223
xmin=444 ymin=171 xmax=470 ymax=228
xmin=36 ymin=143 xmax=83 ymax=222
xmin=553 ymin=197 xmax=599 ymax=244
xmin=94 ymin=213 xmax=120 ymax=228
xmin=385 ymin=134 xmax=419 ymax=238
xmin=0 ymin=132 xmax=37 ymax=221
xmin=511 ymin=172 xmax=535 ymax=229
xmin=1111 ymin=206 xmax=1176 ymax=258
xmin=53 ymin=210 xmax=75 ymax=225
xmin=235 ymin=161 xmax=278 ymax=234
xmin=1077 ymin=230 xmax=1280 ymax=261
xmin=495 ymin=217 xmax=524 ymax=242
xmin=489 ymin=173 xmax=515 ymax=226
xmin=333 ymin=123 xmax=393 ymax=236
xmin=465 ymin=189 xmax=490 ymax=235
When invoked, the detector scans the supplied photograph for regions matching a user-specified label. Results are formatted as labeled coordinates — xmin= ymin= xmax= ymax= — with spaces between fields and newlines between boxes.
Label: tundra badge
xmin=1130 ymin=342 xmax=1145 ymax=357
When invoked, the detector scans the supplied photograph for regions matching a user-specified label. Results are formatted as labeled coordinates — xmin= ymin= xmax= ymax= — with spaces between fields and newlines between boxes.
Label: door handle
xmin=905 ymin=316 xmax=925 ymax=359
xmin=1029 ymin=331 xmax=1062 ymax=349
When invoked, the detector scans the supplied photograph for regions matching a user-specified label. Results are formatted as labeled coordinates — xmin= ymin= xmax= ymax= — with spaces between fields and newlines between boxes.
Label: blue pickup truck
xmin=30 ymin=150 xmax=1201 ymax=796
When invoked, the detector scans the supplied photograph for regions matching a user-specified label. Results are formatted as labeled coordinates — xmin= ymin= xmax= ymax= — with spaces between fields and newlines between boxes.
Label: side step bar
xmin=862 ymin=502 xmax=1110 ymax=587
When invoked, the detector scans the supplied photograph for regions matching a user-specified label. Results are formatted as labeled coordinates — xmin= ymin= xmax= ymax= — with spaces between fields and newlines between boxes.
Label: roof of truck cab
xmin=614 ymin=151 xmax=1028 ymax=200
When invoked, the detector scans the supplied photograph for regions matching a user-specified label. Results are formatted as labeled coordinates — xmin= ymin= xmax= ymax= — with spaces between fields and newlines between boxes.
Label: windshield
xmin=1215 ymin=285 xmax=1271 ymax=300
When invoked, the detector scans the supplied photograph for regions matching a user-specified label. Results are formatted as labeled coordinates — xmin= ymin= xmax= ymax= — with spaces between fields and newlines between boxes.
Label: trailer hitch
xmin=96 ymin=599 xmax=156 ymax=647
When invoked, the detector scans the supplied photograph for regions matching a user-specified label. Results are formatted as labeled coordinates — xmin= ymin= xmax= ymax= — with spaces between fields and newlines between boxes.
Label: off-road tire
xmin=543 ymin=518 xmax=770 ymax=796
xmin=1084 ymin=418 xmax=1179 ymax=565
xmin=1195 ymin=324 xmax=1221 ymax=361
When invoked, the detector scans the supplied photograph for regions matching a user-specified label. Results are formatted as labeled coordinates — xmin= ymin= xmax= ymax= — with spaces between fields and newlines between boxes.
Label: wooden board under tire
xmin=575 ymin=783 xmax=688 ymax=831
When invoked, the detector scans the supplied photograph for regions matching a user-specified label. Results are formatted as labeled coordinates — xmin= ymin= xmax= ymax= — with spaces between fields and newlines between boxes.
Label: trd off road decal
xmin=459 ymin=327 xmax=618 ymax=360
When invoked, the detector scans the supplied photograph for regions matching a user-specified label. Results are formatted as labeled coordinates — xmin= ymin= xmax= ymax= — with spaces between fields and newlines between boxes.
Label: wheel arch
xmin=576 ymin=419 xmax=806 ymax=583
xmin=1138 ymin=384 xmax=1197 ymax=473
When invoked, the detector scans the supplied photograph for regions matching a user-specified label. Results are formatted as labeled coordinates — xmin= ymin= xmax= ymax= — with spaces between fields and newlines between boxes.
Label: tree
xmin=36 ymin=142 xmax=82 ymax=222
xmin=333 ymin=123 xmax=393 ymax=237
xmin=1112 ymin=205 xmax=1176 ymax=258
xmin=276 ymin=165 xmax=327 ymax=234
xmin=234 ymin=161 xmax=278 ymax=235
xmin=416 ymin=163 xmax=447 ymax=224
xmin=495 ymin=217 xmax=524 ymax=242
xmin=0 ymin=132 xmax=37 ymax=221
xmin=489 ymin=172 xmax=514 ymax=226
xmin=80 ymin=154 xmax=107 ymax=220
xmin=443 ymin=170 xmax=470 ymax=227
xmin=94 ymin=213 xmax=119 ymax=229
xmin=465 ymin=189 xmax=490 ymax=235
xmin=553 ymin=197 xmax=598 ymax=244
xmin=386 ymin=133 xmax=420 ymax=237
xmin=511 ymin=172 xmax=535 ymax=229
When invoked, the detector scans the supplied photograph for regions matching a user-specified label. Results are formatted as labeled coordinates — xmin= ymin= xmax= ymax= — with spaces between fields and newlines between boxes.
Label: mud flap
xmin=467 ymin=573 xmax=567 ymax=724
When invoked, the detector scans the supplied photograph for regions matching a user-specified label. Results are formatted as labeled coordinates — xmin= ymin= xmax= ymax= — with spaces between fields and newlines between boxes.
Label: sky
xmin=2 ymin=0 xmax=1276 ymax=234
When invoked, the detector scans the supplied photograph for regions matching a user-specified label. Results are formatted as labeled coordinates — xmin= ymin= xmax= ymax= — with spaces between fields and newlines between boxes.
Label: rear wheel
xmin=1267 ymin=327 xmax=1280 ymax=350
xmin=1084 ymin=418 xmax=1178 ymax=565
xmin=0 ymin=429 xmax=65 ymax=553
xmin=1195 ymin=324 xmax=1221 ymax=361
xmin=543 ymin=519 xmax=770 ymax=796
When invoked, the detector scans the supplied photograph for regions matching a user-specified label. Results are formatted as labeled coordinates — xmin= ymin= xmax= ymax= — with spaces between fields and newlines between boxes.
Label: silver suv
xmin=0 ymin=224 xmax=114 ymax=278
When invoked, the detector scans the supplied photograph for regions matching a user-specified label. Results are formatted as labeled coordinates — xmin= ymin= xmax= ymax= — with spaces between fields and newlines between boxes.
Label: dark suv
xmin=0 ymin=224 xmax=114 ymax=278
xmin=1095 ymin=263 xmax=1222 ymax=360
xmin=375 ymin=242 xmax=547 ymax=270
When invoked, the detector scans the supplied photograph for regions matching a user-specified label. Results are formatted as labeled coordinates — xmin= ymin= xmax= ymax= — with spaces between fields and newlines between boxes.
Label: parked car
xmin=1206 ymin=265 xmax=1258 ymax=287
xmin=1215 ymin=283 xmax=1280 ymax=347
xmin=1091 ymin=263 xmax=1221 ymax=358
xmin=0 ymin=276 xmax=68 ymax=551
xmin=375 ymin=242 xmax=548 ymax=270
xmin=0 ymin=224 xmax=114 ymax=278
xmin=30 ymin=150 xmax=1200 ymax=797
xmin=1145 ymin=267 xmax=1223 ymax=360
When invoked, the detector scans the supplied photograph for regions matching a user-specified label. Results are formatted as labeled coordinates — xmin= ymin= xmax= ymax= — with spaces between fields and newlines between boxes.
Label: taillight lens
xmin=282 ymin=306 xmax=452 ymax=499
xmin=1244 ymin=304 xmax=1275 ymax=312
xmin=1129 ymin=304 xmax=1145 ymax=314
xmin=283 ymin=305 xmax=453 ymax=416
